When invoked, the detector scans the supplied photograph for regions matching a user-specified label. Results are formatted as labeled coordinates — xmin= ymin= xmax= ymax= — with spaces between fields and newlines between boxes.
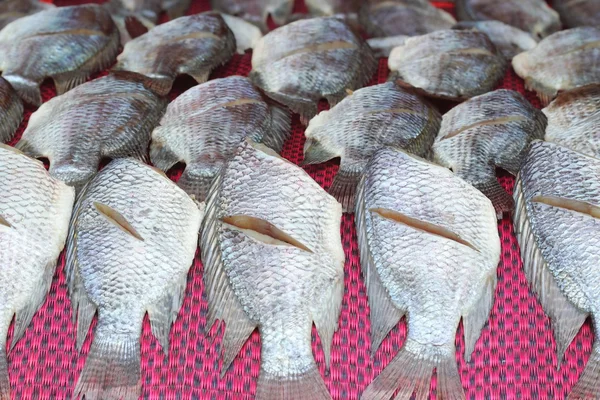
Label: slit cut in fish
xmin=441 ymin=115 xmax=528 ymax=140
xmin=94 ymin=202 xmax=144 ymax=241
xmin=531 ymin=196 xmax=600 ymax=219
xmin=0 ymin=215 xmax=11 ymax=228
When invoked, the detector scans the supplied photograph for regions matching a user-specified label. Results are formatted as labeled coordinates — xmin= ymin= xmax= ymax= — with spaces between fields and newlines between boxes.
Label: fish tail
xmin=474 ymin=179 xmax=514 ymax=218
xmin=72 ymin=325 xmax=141 ymax=400
xmin=328 ymin=168 xmax=362 ymax=213
xmin=361 ymin=340 xmax=464 ymax=400
xmin=255 ymin=364 xmax=331 ymax=400
xmin=568 ymin=342 xmax=600 ymax=399
xmin=0 ymin=348 xmax=10 ymax=400
xmin=3 ymin=75 xmax=41 ymax=106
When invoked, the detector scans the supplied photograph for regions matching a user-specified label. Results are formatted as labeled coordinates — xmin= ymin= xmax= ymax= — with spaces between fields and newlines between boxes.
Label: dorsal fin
xmin=94 ymin=202 xmax=144 ymax=241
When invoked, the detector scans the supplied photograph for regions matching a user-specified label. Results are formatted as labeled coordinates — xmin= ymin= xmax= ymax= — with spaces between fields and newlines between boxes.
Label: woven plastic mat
xmin=6 ymin=1 xmax=592 ymax=399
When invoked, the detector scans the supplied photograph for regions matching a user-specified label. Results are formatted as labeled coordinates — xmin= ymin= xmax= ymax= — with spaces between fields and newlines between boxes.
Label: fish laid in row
xmin=357 ymin=147 xmax=500 ymax=400
xmin=201 ymin=140 xmax=344 ymax=400
xmin=0 ymin=77 xmax=24 ymax=144
xmin=0 ymin=0 xmax=54 ymax=30
xmin=433 ymin=89 xmax=547 ymax=217
xmin=150 ymin=75 xmax=290 ymax=202
xmin=302 ymin=81 xmax=441 ymax=211
xmin=68 ymin=158 xmax=203 ymax=400
xmin=0 ymin=145 xmax=75 ymax=400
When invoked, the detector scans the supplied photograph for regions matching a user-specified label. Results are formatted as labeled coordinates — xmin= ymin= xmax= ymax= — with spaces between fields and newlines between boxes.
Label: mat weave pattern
xmin=5 ymin=1 xmax=592 ymax=399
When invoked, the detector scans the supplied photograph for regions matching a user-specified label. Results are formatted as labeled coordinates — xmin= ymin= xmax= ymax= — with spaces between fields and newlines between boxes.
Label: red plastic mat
xmin=6 ymin=1 xmax=592 ymax=399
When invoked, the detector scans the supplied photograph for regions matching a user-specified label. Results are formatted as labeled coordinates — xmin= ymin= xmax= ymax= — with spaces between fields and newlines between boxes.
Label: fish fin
xmin=568 ymin=341 xmax=600 ymax=399
xmin=177 ymin=167 xmax=215 ymax=203
xmin=301 ymin=139 xmax=338 ymax=166
xmin=496 ymin=157 xmax=524 ymax=176
xmin=124 ymin=16 xmax=149 ymax=39
xmin=189 ymin=70 xmax=211 ymax=85
xmin=200 ymin=170 xmax=257 ymax=375
xmin=72 ymin=325 xmax=141 ymax=400
xmin=163 ymin=0 xmax=191 ymax=19
xmin=74 ymin=285 xmax=97 ymax=351
xmin=259 ymin=102 xmax=291 ymax=153
xmin=149 ymin=129 xmax=184 ymax=171
xmin=473 ymin=179 xmax=514 ymax=218
xmin=513 ymin=178 xmax=587 ymax=366
xmin=0 ymin=347 xmax=8 ymax=400
xmin=462 ymin=274 xmax=496 ymax=362
xmin=255 ymin=364 xmax=331 ymax=400
xmin=3 ymin=75 xmax=42 ymax=106
xmin=53 ymin=72 xmax=89 ymax=96
xmin=329 ymin=167 xmax=362 ymax=213
xmin=140 ymin=75 xmax=174 ymax=97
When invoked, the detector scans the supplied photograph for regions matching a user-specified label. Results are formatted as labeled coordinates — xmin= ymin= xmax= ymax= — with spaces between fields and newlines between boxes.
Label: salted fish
xmin=456 ymin=0 xmax=560 ymax=39
xmin=16 ymin=73 xmax=168 ymax=191
xmin=150 ymin=75 xmax=290 ymax=202
xmin=113 ymin=12 xmax=236 ymax=96
xmin=433 ymin=89 xmax=546 ymax=217
xmin=0 ymin=0 xmax=54 ymax=30
xmin=513 ymin=141 xmax=600 ymax=398
xmin=389 ymin=30 xmax=506 ymax=101
xmin=551 ymin=0 xmax=600 ymax=28
xmin=357 ymin=147 xmax=500 ymax=400
xmin=219 ymin=13 xmax=263 ymax=53
xmin=0 ymin=77 xmax=23 ymax=144
xmin=366 ymin=35 xmax=408 ymax=58
xmin=0 ymin=5 xmax=119 ymax=106
xmin=210 ymin=0 xmax=294 ymax=32
xmin=250 ymin=17 xmax=377 ymax=123
xmin=302 ymin=81 xmax=441 ymax=212
xmin=453 ymin=20 xmax=538 ymax=60
xmin=543 ymin=84 xmax=600 ymax=158
xmin=201 ymin=140 xmax=344 ymax=399
xmin=513 ymin=27 xmax=600 ymax=105
xmin=68 ymin=158 xmax=203 ymax=400
xmin=0 ymin=144 xmax=74 ymax=400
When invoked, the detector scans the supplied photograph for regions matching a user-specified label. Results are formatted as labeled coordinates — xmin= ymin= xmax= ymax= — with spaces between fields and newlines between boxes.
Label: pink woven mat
xmin=6 ymin=1 xmax=591 ymax=399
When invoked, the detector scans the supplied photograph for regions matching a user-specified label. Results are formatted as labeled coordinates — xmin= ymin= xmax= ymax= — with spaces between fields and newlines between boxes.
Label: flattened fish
xmin=219 ymin=13 xmax=263 ymax=53
xmin=359 ymin=0 xmax=456 ymax=38
xmin=366 ymin=35 xmax=408 ymax=57
xmin=456 ymin=0 xmax=560 ymax=39
xmin=513 ymin=27 xmax=600 ymax=105
xmin=0 ymin=0 xmax=54 ymax=30
xmin=0 ymin=77 xmax=23 ymax=144
xmin=250 ymin=17 xmax=377 ymax=123
xmin=0 ymin=144 xmax=74 ymax=400
xmin=453 ymin=20 xmax=537 ymax=59
xmin=513 ymin=141 xmax=600 ymax=398
xmin=69 ymin=158 xmax=203 ymax=400
xmin=0 ymin=5 xmax=120 ymax=106
xmin=357 ymin=147 xmax=500 ymax=400
xmin=210 ymin=0 xmax=294 ymax=31
xmin=113 ymin=13 xmax=236 ymax=96
xmin=201 ymin=140 xmax=344 ymax=399
xmin=150 ymin=75 xmax=290 ymax=201
xmin=16 ymin=73 xmax=167 ymax=190
xmin=433 ymin=89 xmax=546 ymax=217
xmin=389 ymin=30 xmax=506 ymax=101
xmin=550 ymin=0 xmax=600 ymax=28
xmin=543 ymin=84 xmax=600 ymax=158
xmin=302 ymin=81 xmax=441 ymax=211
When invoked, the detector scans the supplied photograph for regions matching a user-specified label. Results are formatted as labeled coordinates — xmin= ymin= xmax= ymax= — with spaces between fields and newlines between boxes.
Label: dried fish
xmin=0 ymin=77 xmax=24 ymax=144
xmin=0 ymin=0 xmax=54 ymax=30
xmin=219 ymin=13 xmax=263 ymax=53
xmin=453 ymin=20 xmax=537 ymax=59
xmin=550 ymin=0 xmax=600 ymax=28
xmin=210 ymin=0 xmax=294 ymax=31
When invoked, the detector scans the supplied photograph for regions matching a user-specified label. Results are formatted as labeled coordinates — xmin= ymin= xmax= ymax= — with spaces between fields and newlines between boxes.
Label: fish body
xmin=250 ymin=17 xmax=377 ymax=123
xmin=0 ymin=77 xmax=23 ymax=144
xmin=303 ymin=81 xmax=441 ymax=211
xmin=513 ymin=141 xmax=600 ymax=398
xmin=456 ymin=0 xmax=560 ymax=39
xmin=219 ymin=13 xmax=263 ymax=53
xmin=433 ymin=89 xmax=546 ymax=217
xmin=359 ymin=0 xmax=456 ymax=38
xmin=551 ymin=0 xmax=600 ymax=28
xmin=16 ymin=73 xmax=168 ymax=191
xmin=513 ymin=27 xmax=600 ymax=105
xmin=0 ymin=144 xmax=75 ymax=400
xmin=150 ymin=75 xmax=290 ymax=202
xmin=210 ymin=0 xmax=294 ymax=31
xmin=305 ymin=0 xmax=361 ymax=17
xmin=357 ymin=147 xmax=500 ymax=400
xmin=453 ymin=20 xmax=537 ymax=59
xmin=0 ymin=0 xmax=54 ymax=30
xmin=68 ymin=158 xmax=203 ymax=400
xmin=543 ymin=84 xmax=600 ymax=158
xmin=389 ymin=30 xmax=506 ymax=101
xmin=113 ymin=13 xmax=236 ymax=96
xmin=0 ymin=5 xmax=120 ymax=106
xmin=366 ymin=35 xmax=408 ymax=57
xmin=201 ymin=140 xmax=345 ymax=400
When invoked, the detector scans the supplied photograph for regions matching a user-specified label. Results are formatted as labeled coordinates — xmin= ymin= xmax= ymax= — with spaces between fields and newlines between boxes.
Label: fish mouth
xmin=531 ymin=196 xmax=600 ymax=219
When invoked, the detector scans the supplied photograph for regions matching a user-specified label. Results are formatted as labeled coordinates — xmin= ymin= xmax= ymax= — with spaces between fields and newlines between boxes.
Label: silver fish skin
xmin=68 ymin=158 xmax=203 ymax=400
xmin=305 ymin=0 xmax=361 ymax=17
xmin=388 ymin=30 xmax=506 ymax=101
xmin=0 ymin=144 xmax=75 ymax=400
xmin=357 ymin=147 xmax=500 ymax=400
xmin=359 ymin=0 xmax=456 ymax=38
xmin=210 ymin=0 xmax=294 ymax=32
xmin=513 ymin=141 xmax=600 ymax=398
xmin=249 ymin=17 xmax=377 ymax=123
xmin=433 ymin=89 xmax=546 ymax=217
xmin=16 ymin=73 xmax=167 ymax=192
xmin=0 ymin=5 xmax=120 ymax=106
xmin=456 ymin=0 xmax=560 ymax=39
xmin=513 ymin=27 xmax=600 ymax=106
xmin=551 ymin=0 xmax=600 ymax=28
xmin=366 ymin=35 xmax=408 ymax=57
xmin=303 ymin=81 xmax=442 ymax=212
xmin=113 ymin=12 xmax=236 ymax=96
xmin=543 ymin=85 xmax=600 ymax=158
xmin=201 ymin=140 xmax=344 ymax=400
xmin=0 ymin=0 xmax=54 ymax=31
xmin=453 ymin=20 xmax=537 ymax=60
xmin=0 ymin=77 xmax=23 ymax=144
xmin=219 ymin=13 xmax=263 ymax=53
xmin=150 ymin=75 xmax=290 ymax=202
